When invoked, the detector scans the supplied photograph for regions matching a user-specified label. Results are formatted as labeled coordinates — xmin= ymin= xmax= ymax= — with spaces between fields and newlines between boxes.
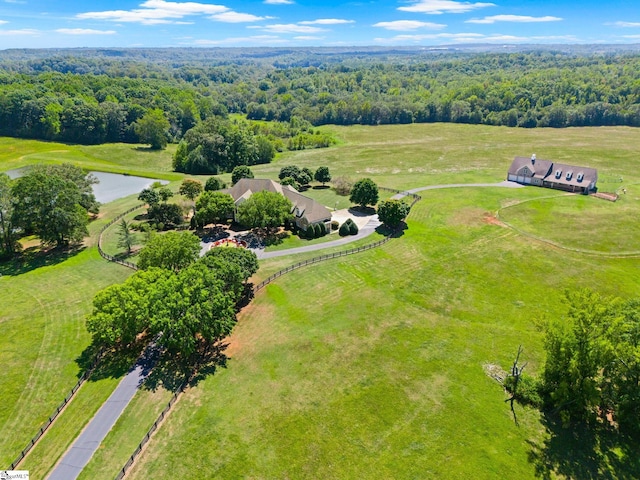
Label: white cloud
xmin=299 ymin=19 xmax=354 ymax=25
xmin=0 ymin=20 xmax=7 ymax=25
xmin=373 ymin=20 xmax=445 ymax=31
xmin=399 ymin=0 xmax=495 ymax=14
xmin=140 ymin=0 xmax=227 ymax=15
xmin=4 ymin=0 xmax=27 ymax=3
xmin=623 ymin=34 xmax=640 ymax=38
xmin=77 ymin=0 xmax=229 ymax=25
xmin=56 ymin=28 xmax=117 ymax=35
xmin=294 ymin=35 xmax=324 ymax=40
xmin=263 ymin=0 xmax=294 ymax=4
xmin=256 ymin=23 xmax=325 ymax=33
xmin=609 ymin=21 xmax=640 ymax=27
xmin=0 ymin=28 xmax=38 ymax=35
xmin=210 ymin=11 xmax=268 ymax=23
xmin=467 ymin=14 xmax=562 ymax=24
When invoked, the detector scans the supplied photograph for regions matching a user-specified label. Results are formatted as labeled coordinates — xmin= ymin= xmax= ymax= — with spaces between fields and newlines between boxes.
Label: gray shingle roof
xmin=226 ymin=178 xmax=332 ymax=225
xmin=508 ymin=155 xmax=597 ymax=189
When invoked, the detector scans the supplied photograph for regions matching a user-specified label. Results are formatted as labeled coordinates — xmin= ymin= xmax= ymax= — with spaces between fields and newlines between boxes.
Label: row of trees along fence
xmin=10 ymin=349 xmax=104 ymax=470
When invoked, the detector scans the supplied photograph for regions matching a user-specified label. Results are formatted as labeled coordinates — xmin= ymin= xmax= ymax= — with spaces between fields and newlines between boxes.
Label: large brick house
xmin=507 ymin=154 xmax=597 ymax=194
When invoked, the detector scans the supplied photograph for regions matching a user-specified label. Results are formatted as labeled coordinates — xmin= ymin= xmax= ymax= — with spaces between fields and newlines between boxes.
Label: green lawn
xmin=498 ymin=186 xmax=640 ymax=254
xmin=127 ymin=185 xmax=640 ymax=480
xmin=0 ymin=137 xmax=180 ymax=180
xmin=2 ymin=124 xmax=640 ymax=478
xmin=251 ymin=124 xmax=640 ymax=191
xmin=0 ymin=247 xmax=132 ymax=467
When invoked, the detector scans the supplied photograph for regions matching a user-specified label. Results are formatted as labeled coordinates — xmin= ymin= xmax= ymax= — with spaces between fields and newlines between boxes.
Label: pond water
xmin=4 ymin=169 xmax=168 ymax=204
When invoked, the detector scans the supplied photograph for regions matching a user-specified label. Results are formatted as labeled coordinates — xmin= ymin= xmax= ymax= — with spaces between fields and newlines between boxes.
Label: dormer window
xmin=555 ymin=169 xmax=562 ymax=179
xmin=566 ymin=171 xmax=573 ymax=181
xmin=577 ymin=172 xmax=584 ymax=182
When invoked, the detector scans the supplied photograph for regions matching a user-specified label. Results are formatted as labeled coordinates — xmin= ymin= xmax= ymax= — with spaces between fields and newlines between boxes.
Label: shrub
xmin=148 ymin=203 xmax=183 ymax=227
xmin=331 ymin=220 xmax=339 ymax=231
xmin=504 ymin=374 xmax=542 ymax=408
xmin=333 ymin=176 xmax=352 ymax=196
xmin=205 ymin=176 xmax=226 ymax=191
xmin=339 ymin=221 xmax=350 ymax=236
xmin=314 ymin=223 xmax=324 ymax=238
xmin=349 ymin=221 xmax=359 ymax=235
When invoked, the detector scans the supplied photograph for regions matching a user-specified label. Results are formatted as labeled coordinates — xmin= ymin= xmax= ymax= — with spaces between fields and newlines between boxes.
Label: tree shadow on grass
xmin=77 ymin=337 xmax=229 ymax=394
xmin=527 ymin=414 xmax=640 ymax=479
xmin=76 ymin=341 xmax=148 ymax=382
xmin=133 ymin=146 xmax=160 ymax=152
xmin=348 ymin=205 xmax=376 ymax=216
xmin=375 ymin=222 xmax=408 ymax=238
xmin=142 ymin=341 xmax=229 ymax=393
xmin=0 ymin=244 xmax=85 ymax=277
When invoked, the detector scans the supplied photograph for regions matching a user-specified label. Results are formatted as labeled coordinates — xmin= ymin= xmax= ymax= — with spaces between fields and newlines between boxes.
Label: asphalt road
xmin=46 ymin=345 xmax=158 ymax=480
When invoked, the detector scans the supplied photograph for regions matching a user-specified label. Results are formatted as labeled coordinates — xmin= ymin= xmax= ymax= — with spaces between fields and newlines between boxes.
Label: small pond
xmin=4 ymin=169 xmax=168 ymax=204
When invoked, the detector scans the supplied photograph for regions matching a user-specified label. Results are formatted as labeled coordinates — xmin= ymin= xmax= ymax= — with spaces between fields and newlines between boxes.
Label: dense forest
xmin=1 ymin=47 xmax=639 ymax=148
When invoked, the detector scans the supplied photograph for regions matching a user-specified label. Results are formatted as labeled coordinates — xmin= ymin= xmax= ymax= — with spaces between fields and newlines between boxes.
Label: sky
xmin=0 ymin=0 xmax=639 ymax=50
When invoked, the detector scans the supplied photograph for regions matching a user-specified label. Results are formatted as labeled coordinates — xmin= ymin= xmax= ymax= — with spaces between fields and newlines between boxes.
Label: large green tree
xmin=314 ymin=166 xmax=332 ymax=186
xmin=11 ymin=171 xmax=89 ymax=247
xmin=236 ymin=191 xmax=292 ymax=229
xmin=377 ymin=199 xmax=410 ymax=228
xmin=87 ymin=268 xmax=170 ymax=347
xmin=151 ymin=263 xmax=237 ymax=355
xmin=138 ymin=231 xmax=201 ymax=272
xmin=134 ymin=108 xmax=170 ymax=149
xmin=87 ymin=264 xmax=237 ymax=356
xmin=179 ymin=179 xmax=203 ymax=202
xmin=201 ymin=247 xmax=259 ymax=283
xmin=195 ymin=192 xmax=234 ymax=227
xmin=349 ymin=178 xmax=379 ymax=208
xmin=539 ymin=289 xmax=640 ymax=433
xmin=30 ymin=163 xmax=99 ymax=214
xmin=231 ymin=165 xmax=254 ymax=185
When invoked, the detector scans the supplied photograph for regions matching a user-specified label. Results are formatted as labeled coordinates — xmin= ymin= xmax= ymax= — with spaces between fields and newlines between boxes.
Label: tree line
xmin=1 ymin=50 xmax=639 ymax=148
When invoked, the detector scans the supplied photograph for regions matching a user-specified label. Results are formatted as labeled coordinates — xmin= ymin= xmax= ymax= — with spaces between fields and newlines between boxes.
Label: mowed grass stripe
xmin=0 ymin=249 xmax=132 ymax=466
xmin=124 ymin=178 xmax=640 ymax=479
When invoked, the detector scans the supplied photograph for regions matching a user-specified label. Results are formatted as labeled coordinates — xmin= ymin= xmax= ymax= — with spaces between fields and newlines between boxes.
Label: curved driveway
xmin=256 ymin=181 xmax=523 ymax=259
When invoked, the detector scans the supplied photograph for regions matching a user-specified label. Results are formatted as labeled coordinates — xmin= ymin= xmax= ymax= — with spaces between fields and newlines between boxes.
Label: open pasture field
xmin=127 ymin=185 xmax=640 ymax=480
xmin=1 ymin=123 xmax=640 ymax=478
xmin=124 ymin=125 xmax=640 ymax=480
xmin=498 ymin=186 xmax=640 ymax=255
xmin=0 ymin=136 xmax=179 ymax=180
xmin=259 ymin=124 xmax=640 ymax=193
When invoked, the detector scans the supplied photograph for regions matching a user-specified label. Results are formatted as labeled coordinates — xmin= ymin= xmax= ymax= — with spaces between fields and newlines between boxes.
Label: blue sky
xmin=0 ymin=0 xmax=639 ymax=49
